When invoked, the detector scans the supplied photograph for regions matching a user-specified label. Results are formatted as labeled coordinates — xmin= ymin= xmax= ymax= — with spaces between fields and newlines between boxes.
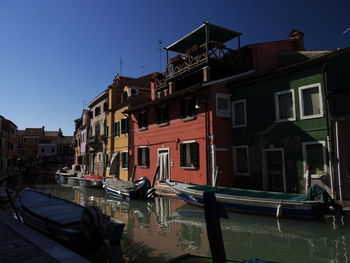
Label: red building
xmin=128 ymin=23 xmax=305 ymax=187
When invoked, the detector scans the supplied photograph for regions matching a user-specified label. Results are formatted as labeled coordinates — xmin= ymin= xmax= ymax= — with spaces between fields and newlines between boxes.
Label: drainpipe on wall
xmin=335 ymin=121 xmax=343 ymax=201
xmin=322 ymin=61 xmax=336 ymax=199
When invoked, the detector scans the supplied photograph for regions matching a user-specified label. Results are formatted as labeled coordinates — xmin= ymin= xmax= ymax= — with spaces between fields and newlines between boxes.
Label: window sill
xmin=300 ymin=114 xmax=324 ymax=120
xmin=122 ymin=168 xmax=128 ymax=170
xmin=276 ymin=118 xmax=296 ymax=123
xmin=157 ymin=122 xmax=170 ymax=127
xmin=181 ymin=116 xmax=197 ymax=122
xmin=181 ymin=166 xmax=198 ymax=170
xmin=138 ymin=166 xmax=149 ymax=169
xmin=138 ymin=127 xmax=148 ymax=131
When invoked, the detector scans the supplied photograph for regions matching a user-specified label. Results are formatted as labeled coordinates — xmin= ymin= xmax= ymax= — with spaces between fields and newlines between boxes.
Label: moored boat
xmin=79 ymin=175 xmax=103 ymax=189
xmin=103 ymin=176 xmax=154 ymax=199
xmin=166 ymin=180 xmax=340 ymax=219
xmin=67 ymin=176 xmax=81 ymax=187
xmin=16 ymin=187 xmax=125 ymax=250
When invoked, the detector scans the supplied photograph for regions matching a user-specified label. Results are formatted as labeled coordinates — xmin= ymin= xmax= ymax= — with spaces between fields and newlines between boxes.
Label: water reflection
xmin=28 ymin=180 xmax=350 ymax=263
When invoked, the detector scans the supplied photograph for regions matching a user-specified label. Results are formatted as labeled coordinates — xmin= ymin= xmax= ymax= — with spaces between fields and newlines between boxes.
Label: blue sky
xmin=0 ymin=0 xmax=349 ymax=135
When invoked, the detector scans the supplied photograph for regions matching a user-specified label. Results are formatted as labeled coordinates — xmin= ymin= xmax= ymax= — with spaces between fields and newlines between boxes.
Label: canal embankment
xmin=0 ymin=210 xmax=90 ymax=263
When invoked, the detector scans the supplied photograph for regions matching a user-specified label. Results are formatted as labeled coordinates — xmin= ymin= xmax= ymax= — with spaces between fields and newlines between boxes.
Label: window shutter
xmin=164 ymin=105 xmax=169 ymax=122
xmin=143 ymin=112 xmax=148 ymax=128
xmin=189 ymin=97 xmax=196 ymax=116
xmin=116 ymin=122 xmax=120 ymax=136
xmin=180 ymin=100 xmax=186 ymax=119
xmin=137 ymin=113 xmax=142 ymax=129
xmin=125 ymin=118 xmax=129 ymax=133
xmin=145 ymin=148 xmax=150 ymax=167
xmin=180 ymin=144 xmax=185 ymax=167
xmin=190 ymin=142 xmax=199 ymax=168
xmin=137 ymin=148 xmax=142 ymax=166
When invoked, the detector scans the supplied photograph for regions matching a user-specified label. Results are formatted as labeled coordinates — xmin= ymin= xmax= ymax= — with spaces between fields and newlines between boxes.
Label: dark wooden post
xmin=203 ymin=191 xmax=227 ymax=263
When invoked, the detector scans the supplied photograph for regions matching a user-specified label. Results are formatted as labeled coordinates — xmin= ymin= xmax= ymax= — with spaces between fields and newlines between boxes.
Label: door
xmin=264 ymin=149 xmax=285 ymax=192
xmin=158 ymin=149 xmax=170 ymax=181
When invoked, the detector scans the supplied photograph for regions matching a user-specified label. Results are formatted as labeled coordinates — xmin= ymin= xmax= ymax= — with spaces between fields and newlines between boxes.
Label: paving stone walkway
xmin=0 ymin=211 xmax=90 ymax=263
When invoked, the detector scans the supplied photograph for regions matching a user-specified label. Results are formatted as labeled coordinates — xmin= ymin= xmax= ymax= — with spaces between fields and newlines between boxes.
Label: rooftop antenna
xmin=83 ymin=100 xmax=87 ymax=109
xmin=343 ymin=27 xmax=350 ymax=35
xmin=158 ymin=40 xmax=163 ymax=71
xmin=141 ymin=65 xmax=144 ymax=75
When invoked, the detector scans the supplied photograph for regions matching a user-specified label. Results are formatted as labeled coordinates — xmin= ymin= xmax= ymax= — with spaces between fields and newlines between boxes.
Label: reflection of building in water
xmin=170 ymin=205 xmax=350 ymax=263
xmin=154 ymin=197 xmax=171 ymax=231
xmin=125 ymin=197 xmax=210 ymax=259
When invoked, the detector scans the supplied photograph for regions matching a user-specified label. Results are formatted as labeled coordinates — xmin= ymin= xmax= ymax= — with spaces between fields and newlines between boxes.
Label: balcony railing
xmin=155 ymin=42 xmax=249 ymax=89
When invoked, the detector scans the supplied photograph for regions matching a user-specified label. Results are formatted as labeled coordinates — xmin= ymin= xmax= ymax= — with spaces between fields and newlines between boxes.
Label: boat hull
xmin=167 ymin=181 xmax=327 ymax=219
xmin=79 ymin=178 xmax=103 ymax=189
xmin=16 ymin=188 xmax=125 ymax=250
xmin=104 ymin=177 xmax=152 ymax=199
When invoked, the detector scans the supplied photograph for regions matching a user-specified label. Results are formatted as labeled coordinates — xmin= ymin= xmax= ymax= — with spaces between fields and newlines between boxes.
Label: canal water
xmin=8 ymin=175 xmax=350 ymax=262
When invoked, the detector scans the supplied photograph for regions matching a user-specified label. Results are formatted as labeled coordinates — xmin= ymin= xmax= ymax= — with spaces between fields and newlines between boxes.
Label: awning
xmin=165 ymin=22 xmax=241 ymax=54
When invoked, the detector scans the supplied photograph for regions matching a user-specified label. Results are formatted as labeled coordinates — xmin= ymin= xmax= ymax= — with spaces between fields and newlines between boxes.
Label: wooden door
xmin=265 ymin=150 xmax=284 ymax=192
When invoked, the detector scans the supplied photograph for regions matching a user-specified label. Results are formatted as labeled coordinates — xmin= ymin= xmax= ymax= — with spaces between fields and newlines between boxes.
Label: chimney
xmin=289 ymin=29 xmax=305 ymax=51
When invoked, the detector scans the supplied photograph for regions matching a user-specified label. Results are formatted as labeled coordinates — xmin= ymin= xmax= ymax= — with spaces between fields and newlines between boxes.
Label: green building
xmin=229 ymin=47 xmax=350 ymax=199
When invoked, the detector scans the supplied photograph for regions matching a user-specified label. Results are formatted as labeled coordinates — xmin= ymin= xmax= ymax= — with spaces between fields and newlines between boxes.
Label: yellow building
xmin=106 ymin=75 xmax=152 ymax=180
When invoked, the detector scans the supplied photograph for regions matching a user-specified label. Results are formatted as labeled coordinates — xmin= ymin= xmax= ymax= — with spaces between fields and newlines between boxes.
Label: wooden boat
xmin=67 ymin=176 xmax=81 ymax=187
xmin=79 ymin=175 xmax=103 ymax=189
xmin=103 ymin=176 xmax=154 ymax=199
xmin=16 ymin=187 xmax=125 ymax=250
xmin=166 ymin=180 xmax=337 ymax=219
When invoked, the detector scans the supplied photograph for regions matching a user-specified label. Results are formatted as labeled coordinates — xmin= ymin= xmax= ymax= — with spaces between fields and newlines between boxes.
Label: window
xmin=114 ymin=121 xmax=120 ymax=137
xmin=138 ymin=147 xmax=149 ymax=167
xmin=180 ymin=141 xmax=199 ymax=169
xmin=103 ymin=102 xmax=108 ymax=112
xmin=41 ymin=148 xmax=45 ymax=153
xmin=95 ymin=106 xmax=101 ymax=117
xmin=299 ymin=83 xmax=323 ymax=119
xmin=233 ymin=146 xmax=249 ymax=175
xmin=104 ymin=123 xmax=108 ymax=137
xmin=275 ymin=90 xmax=296 ymax=122
xmin=137 ymin=112 xmax=148 ymax=130
xmin=216 ymin=93 xmax=231 ymax=118
xmin=95 ymin=122 xmax=100 ymax=136
xmin=121 ymin=91 xmax=128 ymax=103
xmin=157 ymin=105 xmax=169 ymax=125
xmin=24 ymin=138 xmax=27 ymax=143
xmin=180 ymin=96 xmax=197 ymax=120
xmin=121 ymin=151 xmax=128 ymax=169
xmin=302 ymin=141 xmax=327 ymax=176
xmin=232 ymin=99 xmax=247 ymax=128
xmin=121 ymin=118 xmax=128 ymax=134
xmin=34 ymin=138 xmax=38 ymax=143
xmin=51 ymin=147 xmax=55 ymax=153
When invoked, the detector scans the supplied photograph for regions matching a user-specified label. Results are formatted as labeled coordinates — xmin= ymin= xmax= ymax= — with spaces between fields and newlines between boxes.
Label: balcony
xmin=154 ymin=22 xmax=251 ymax=90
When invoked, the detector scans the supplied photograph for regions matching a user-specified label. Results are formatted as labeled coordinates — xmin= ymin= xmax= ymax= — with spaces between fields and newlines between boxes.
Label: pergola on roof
xmin=165 ymin=22 xmax=242 ymax=53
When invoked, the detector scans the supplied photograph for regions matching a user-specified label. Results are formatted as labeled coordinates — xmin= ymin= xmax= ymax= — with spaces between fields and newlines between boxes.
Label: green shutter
xmin=138 ymin=148 xmax=142 ymax=166
xmin=180 ymin=100 xmax=186 ymax=119
xmin=137 ymin=113 xmax=142 ymax=129
xmin=145 ymin=148 xmax=150 ymax=167
xmin=143 ymin=112 xmax=148 ymax=128
xmin=164 ymin=105 xmax=169 ymax=122
xmin=190 ymin=142 xmax=199 ymax=168
xmin=121 ymin=152 xmax=128 ymax=169
xmin=116 ymin=122 xmax=120 ymax=137
xmin=180 ymin=144 xmax=185 ymax=167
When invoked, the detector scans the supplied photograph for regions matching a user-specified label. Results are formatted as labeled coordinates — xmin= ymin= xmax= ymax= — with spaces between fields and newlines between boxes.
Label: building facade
xmin=87 ymin=91 xmax=108 ymax=176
